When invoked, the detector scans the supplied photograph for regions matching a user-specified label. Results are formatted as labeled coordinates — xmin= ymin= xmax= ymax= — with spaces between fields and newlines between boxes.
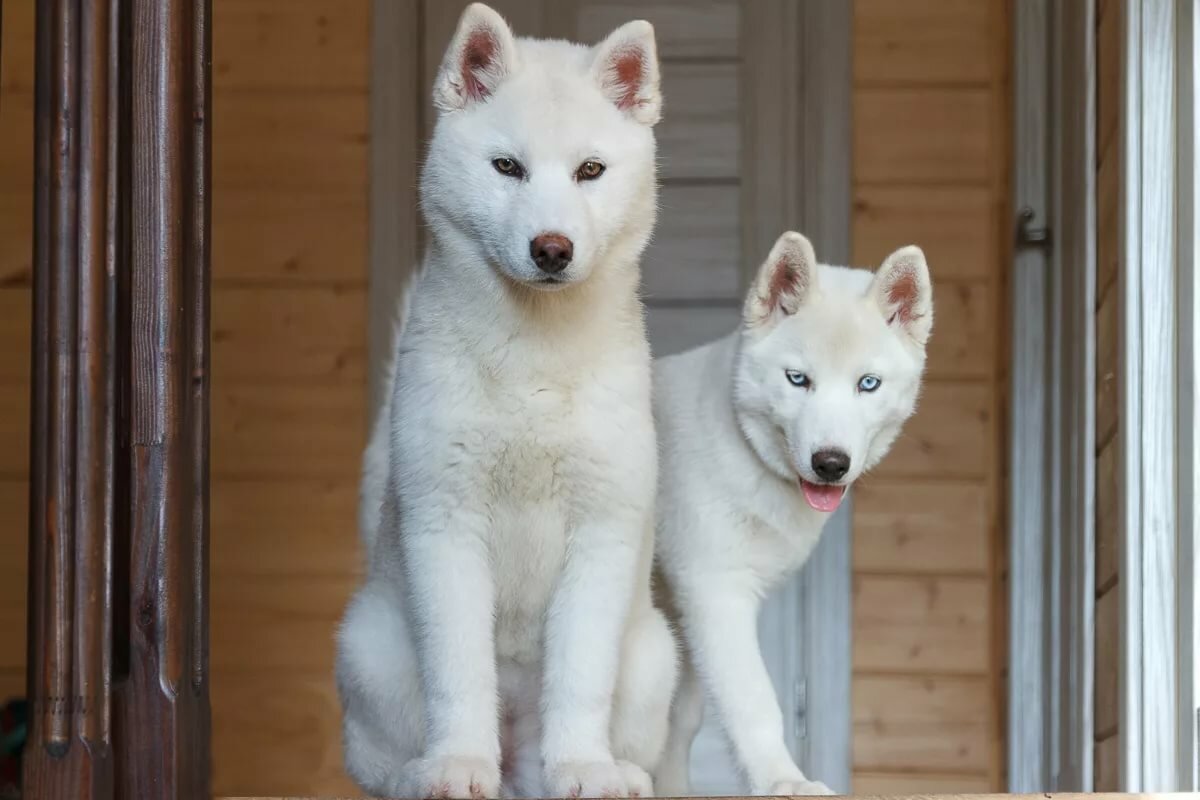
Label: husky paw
xmin=402 ymin=755 xmax=501 ymax=799
xmin=766 ymin=778 xmax=834 ymax=796
xmin=544 ymin=759 xmax=653 ymax=798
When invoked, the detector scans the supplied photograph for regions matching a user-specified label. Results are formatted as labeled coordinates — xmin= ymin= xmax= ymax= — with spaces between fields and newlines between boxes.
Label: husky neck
xmin=417 ymin=230 xmax=646 ymax=356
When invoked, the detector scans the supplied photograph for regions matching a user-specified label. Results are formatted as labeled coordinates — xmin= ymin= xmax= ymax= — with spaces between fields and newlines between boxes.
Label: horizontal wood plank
xmin=1096 ymin=436 xmax=1120 ymax=592
xmin=212 ymin=286 xmax=367 ymax=383
xmin=852 ymin=771 xmax=994 ymax=794
xmin=853 ymin=480 xmax=989 ymax=574
xmin=212 ymin=383 xmax=364 ymax=480
xmin=3 ymin=0 xmax=369 ymax=92
xmin=855 ymin=89 xmax=993 ymax=185
xmin=926 ymin=281 xmax=993 ymax=380
xmin=1097 ymin=0 xmax=1121 ymax=169
xmin=0 ymin=481 xmax=27 ymax=580
xmin=0 ymin=290 xmax=30 ymax=382
xmin=646 ymin=305 xmax=739 ymax=357
xmin=213 ymin=188 xmax=367 ymax=285
xmin=575 ymin=0 xmax=739 ymax=59
xmin=0 ymin=192 xmax=31 ymax=285
xmin=211 ymin=575 xmax=355 ymax=672
xmin=872 ymin=382 xmax=992 ymax=481
xmin=853 ymin=674 xmax=991 ymax=773
xmin=853 ymin=574 xmax=989 ymax=673
xmin=211 ymin=671 xmax=359 ymax=797
xmin=854 ymin=0 xmax=993 ymax=86
xmin=213 ymin=0 xmax=369 ymax=91
xmin=0 ymin=383 xmax=29 ymax=479
xmin=643 ymin=183 xmax=741 ymax=301
xmin=0 ymin=668 xmax=22 ymax=703
xmin=1094 ymin=584 xmax=1119 ymax=738
xmin=1097 ymin=285 xmax=1119 ymax=447
xmin=0 ymin=562 xmax=24 ymax=669
xmin=1097 ymin=141 xmax=1120 ymax=306
xmin=658 ymin=62 xmax=740 ymax=181
xmin=852 ymin=187 xmax=998 ymax=281
xmin=213 ymin=480 xmax=361 ymax=577
xmin=213 ymin=92 xmax=367 ymax=193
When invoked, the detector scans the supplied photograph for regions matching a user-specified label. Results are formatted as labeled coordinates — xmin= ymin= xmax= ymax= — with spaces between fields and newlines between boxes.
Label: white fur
xmin=338 ymin=5 xmax=676 ymax=798
xmin=652 ymin=232 xmax=933 ymax=795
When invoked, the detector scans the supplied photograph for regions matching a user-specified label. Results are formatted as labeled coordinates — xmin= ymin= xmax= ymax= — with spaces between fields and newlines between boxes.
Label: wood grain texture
xmin=853 ymin=481 xmax=989 ymax=575
xmin=854 ymin=0 xmax=993 ymax=86
xmin=211 ymin=672 xmax=359 ymax=797
xmin=1097 ymin=284 xmax=1120 ymax=448
xmin=852 ymin=772 xmax=994 ymax=794
xmin=852 ymin=187 xmax=998 ymax=280
xmin=1095 ymin=584 xmax=1120 ymax=739
xmin=211 ymin=384 xmax=364 ymax=480
xmin=1094 ymin=730 xmax=1121 ymax=791
xmin=855 ymin=88 xmax=993 ymax=185
xmin=1096 ymin=436 xmax=1120 ymax=593
xmin=1097 ymin=0 xmax=1120 ymax=169
xmin=0 ymin=190 xmax=32 ymax=284
xmin=926 ymin=281 xmax=993 ymax=380
xmin=852 ymin=575 xmax=990 ymax=674
xmin=871 ymin=382 xmax=992 ymax=480
xmin=1097 ymin=142 xmax=1120 ymax=306
xmin=853 ymin=674 xmax=991 ymax=773
xmin=2 ymin=0 xmax=370 ymax=93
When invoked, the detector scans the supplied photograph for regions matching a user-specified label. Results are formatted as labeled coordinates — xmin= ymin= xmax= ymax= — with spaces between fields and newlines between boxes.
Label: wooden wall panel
xmin=851 ymin=0 xmax=1008 ymax=790
xmin=1094 ymin=0 xmax=1122 ymax=788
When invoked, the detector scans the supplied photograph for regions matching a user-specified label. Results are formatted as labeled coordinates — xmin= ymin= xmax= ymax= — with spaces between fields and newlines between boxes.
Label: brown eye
xmin=576 ymin=160 xmax=605 ymax=181
xmin=492 ymin=157 xmax=524 ymax=178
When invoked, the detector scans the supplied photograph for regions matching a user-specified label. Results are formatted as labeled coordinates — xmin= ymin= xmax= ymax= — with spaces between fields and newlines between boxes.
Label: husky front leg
xmin=541 ymin=509 xmax=652 ymax=798
xmin=683 ymin=579 xmax=832 ymax=796
xmin=401 ymin=504 xmax=502 ymax=799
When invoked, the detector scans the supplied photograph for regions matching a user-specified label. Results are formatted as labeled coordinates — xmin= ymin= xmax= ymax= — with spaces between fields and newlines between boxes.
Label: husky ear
xmin=432 ymin=3 xmax=519 ymax=113
xmin=870 ymin=245 xmax=933 ymax=346
xmin=744 ymin=232 xmax=818 ymax=327
xmin=590 ymin=21 xmax=662 ymax=125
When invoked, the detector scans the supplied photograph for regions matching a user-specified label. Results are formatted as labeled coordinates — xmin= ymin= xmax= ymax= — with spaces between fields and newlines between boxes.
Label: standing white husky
xmin=336 ymin=5 xmax=676 ymax=798
xmin=652 ymin=232 xmax=933 ymax=796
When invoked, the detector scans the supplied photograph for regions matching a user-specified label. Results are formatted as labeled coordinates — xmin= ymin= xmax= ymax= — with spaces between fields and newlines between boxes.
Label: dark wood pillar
xmin=24 ymin=1 xmax=212 ymax=798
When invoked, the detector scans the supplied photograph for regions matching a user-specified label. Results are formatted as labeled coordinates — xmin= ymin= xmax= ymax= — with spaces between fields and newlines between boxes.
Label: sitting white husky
xmin=336 ymin=5 xmax=676 ymax=798
xmin=652 ymin=232 xmax=934 ymax=796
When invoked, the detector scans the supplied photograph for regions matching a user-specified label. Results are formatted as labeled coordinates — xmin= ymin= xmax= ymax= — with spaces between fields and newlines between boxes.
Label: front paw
xmin=544 ymin=759 xmax=653 ymax=798
xmin=402 ymin=755 xmax=501 ymax=799
xmin=766 ymin=778 xmax=834 ymax=796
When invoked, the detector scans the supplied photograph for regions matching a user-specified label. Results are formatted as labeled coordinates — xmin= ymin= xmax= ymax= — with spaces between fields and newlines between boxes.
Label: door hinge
xmin=1016 ymin=206 xmax=1052 ymax=251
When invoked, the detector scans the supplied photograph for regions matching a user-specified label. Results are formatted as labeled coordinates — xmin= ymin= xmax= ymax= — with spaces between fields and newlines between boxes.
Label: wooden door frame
xmin=23 ymin=0 xmax=213 ymax=797
xmin=1008 ymin=0 xmax=1097 ymax=791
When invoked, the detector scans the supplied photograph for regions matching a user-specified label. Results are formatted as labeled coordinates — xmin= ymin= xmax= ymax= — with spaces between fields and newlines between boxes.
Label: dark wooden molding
xmin=25 ymin=0 xmax=212 ymax=797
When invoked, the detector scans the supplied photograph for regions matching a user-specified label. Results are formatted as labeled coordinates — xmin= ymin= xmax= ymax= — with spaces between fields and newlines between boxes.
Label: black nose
xmin=530 ymin=233 xmax=574 ymax=274
xmin=812 ymin=449 xmax=850 ymax=482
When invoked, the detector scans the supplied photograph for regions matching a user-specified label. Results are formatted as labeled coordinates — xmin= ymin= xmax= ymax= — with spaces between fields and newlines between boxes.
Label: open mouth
xmin=799 ymin=479 xmax=847 ymax=513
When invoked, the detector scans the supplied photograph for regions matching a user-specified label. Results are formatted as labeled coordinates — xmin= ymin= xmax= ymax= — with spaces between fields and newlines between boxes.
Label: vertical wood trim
xmin=1051 ymin=0 xmax=1098 ymax=790
xmin=741 ymin=0 xmax=853 ymax=791
xmin=1008 ymin=0 xmax=1052 ymax=790
xmin=1176 ymin=0 xmax=1199 ymax=789
xmin=367 ymin=0 xmax=421 ymax=420
xmin=1119 ymin=0 xmax=1179 ymax=790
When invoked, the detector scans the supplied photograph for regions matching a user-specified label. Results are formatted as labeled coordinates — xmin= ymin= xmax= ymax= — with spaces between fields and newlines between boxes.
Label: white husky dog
xmin=336 ymin=5 xmax=676 ymax=798
xmin=652 ymin=232 xmax=933 ymax=796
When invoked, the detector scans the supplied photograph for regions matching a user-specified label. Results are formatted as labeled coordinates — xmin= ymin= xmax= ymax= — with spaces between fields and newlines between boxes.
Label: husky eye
xmin=576 ymin=160 xmax=606 ymax=181
xmin=785 ymin=370 xmax=811 ymax=389
xmin=492 ymin=157 xmax=524 ymax=179
xmin=858 ymin=374 xmax=882 ymax=393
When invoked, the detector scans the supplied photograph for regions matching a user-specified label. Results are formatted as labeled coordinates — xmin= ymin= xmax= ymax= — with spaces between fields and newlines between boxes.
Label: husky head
xmin=733 ymin=232 xmax=933 ymax=514
xmin=419 ymin=3 xmax=662 ymax=291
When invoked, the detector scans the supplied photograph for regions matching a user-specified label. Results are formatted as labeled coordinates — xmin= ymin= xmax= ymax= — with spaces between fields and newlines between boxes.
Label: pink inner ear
xmin=609 ymin=47 xmax=645 ymax=111
xmin=885 ymin=268 xmax=919 ymax=325
xmin=462 ymin=28 xmax=499 ymax=101
xmin=768 ymin=259 xmax=804 ymax=310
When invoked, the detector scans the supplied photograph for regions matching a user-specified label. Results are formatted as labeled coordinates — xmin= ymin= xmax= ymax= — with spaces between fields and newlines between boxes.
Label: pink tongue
xmin=801 ymin=480 xmax=846 ymax=513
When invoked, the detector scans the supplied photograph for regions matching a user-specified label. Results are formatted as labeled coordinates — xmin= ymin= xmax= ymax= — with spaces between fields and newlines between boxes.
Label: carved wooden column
xmin=25 ymin=1 xmax=212 ymax=798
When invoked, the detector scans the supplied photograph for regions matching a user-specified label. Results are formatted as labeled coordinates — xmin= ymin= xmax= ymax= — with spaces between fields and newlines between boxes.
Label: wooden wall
xmin=0 ymin=1 xmax=369 ymax=795
xmin=0 ymin=0 xmax=1012 ymax=795
xmin=849 ymin=1 xmax=1010 ymax=792
xmin=1094 ymin=0 xmax=1121 ymax=789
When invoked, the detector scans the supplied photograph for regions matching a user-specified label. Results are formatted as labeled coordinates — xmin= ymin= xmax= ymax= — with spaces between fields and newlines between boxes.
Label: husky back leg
xmin=653 ymin=657 xmax=704 ymax=797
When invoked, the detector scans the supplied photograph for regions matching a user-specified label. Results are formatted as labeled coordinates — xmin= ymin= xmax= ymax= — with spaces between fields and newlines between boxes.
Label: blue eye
xmin=785 ymin=370 xmax=811 ymax=388
xmin=858 ymin=374 xmax=882 ymax=393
